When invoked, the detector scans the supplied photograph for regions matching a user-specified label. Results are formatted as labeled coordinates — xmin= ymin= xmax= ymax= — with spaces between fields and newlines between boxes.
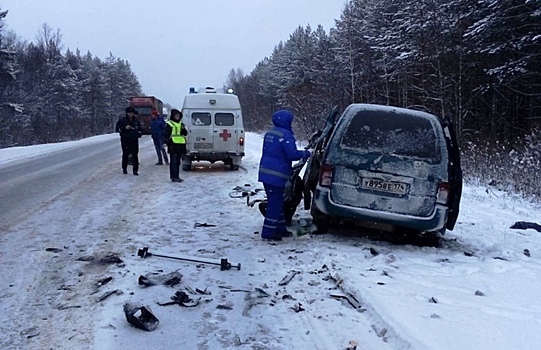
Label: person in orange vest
xmin=164 ymin=109 xmax=188 ymax=182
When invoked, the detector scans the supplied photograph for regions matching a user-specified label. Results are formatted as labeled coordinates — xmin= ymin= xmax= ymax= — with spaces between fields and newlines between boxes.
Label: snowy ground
xmin=1 ymin=133 xmax=540 ymax=350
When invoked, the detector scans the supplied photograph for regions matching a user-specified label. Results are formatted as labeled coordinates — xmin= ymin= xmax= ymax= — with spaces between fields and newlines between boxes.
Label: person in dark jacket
xmin=118 ymin=106 xmax=142 ymax=175
xmin=163 ymin=109 xmax=188 ymax=182
xmin=150 ymin=109 xmax=169 ymax=165
xmin=258 ymin=110 xmax=311 ymax=241
xmin=115 ymin=116 xmax=124 ymax=150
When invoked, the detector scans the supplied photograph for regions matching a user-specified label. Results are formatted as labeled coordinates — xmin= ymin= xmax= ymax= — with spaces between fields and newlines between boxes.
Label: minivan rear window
xmin=215 ymin=113 xmax=235 ymax=126
xmin=340 ymin=110 xmax=440 ymax=162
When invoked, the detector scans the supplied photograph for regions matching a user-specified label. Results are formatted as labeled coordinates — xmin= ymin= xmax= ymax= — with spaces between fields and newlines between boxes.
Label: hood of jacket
xmin=272 ymin=110 xmax=293 ymax=131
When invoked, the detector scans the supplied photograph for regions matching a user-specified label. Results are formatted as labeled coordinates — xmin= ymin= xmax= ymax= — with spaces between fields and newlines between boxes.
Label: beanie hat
xmin=125 ymin=107 xmax=136 ymax=113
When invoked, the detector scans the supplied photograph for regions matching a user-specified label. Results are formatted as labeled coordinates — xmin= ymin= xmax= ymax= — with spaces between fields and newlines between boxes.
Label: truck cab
xmin=129 ymin=96 xmax=164 ymax=134
xmin=181 ymin=87 xmax=245 ymax=171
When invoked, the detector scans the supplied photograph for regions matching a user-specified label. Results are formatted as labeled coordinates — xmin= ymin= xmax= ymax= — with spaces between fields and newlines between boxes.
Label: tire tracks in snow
xmin=254 ymin=237 xmax=417 ymax=350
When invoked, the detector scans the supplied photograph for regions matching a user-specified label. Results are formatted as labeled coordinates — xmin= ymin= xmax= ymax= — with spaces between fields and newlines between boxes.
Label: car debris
xmin=76 ymin=252 xmax=123 ymax=265
xmin=278 ymin=270 xmax=300 ymax=286
xmin=96 ymin=289 xmax=123 ymax=303
xmin=330 ymin=294 xmax=361 ymax=309
xmin=216 ymin=302 xmax=233 ymax=310
xmin=138 ymin=246 xmax=241 ymax=271
xmin=138 ymin=271 xmax=183 ymax=287
xmin=510 ymin=221 xmax=541 ymax=232
xmin=96 ymin=276 xmax=113 ymax=287
xmin=45 ymin=247 xmax=63 ymax=253
xmin=290 ymin=302 xmax=305 ymax=312
xmin=158 ymin=290 xmax=201 ymax=307
xmin=123 ymin=303 xmax=159 ymax=331
xmin=195 ymin=287 xmax=211 ymax=295
xmin=194 ymin=222 xmax=217 ymax=228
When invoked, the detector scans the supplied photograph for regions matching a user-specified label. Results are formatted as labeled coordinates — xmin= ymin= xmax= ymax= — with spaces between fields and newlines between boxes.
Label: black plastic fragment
xmin=123 ymin=303 xmax=159 ymax=331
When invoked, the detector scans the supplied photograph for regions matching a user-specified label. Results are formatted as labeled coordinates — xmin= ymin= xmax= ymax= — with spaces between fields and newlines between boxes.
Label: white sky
xmin=1 ymin=133 xmax=541 ymax=349
xmin=1 ymin=0 xmax=346 ymax=107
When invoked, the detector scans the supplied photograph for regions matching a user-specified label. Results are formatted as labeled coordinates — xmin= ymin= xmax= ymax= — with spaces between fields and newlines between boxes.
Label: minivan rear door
xmin=328 ymin=109 xmax=445 ymax=217
xmin=442 ymin=120 xmax=463 ymax=230
xmin=305 ymin=106 xmax=340 ymax=203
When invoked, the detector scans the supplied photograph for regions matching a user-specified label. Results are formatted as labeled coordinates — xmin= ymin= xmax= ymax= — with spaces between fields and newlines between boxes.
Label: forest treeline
xmin=0 ymin=1 xmax=540 ymax=197
xmin=0 ymin=10 xmax=142 ymax=147
xmin=226 ymin=0 xmax=540 ymax=197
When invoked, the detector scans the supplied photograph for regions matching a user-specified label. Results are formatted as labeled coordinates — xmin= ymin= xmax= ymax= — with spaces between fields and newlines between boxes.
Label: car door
xmin=303 ymin=105 xmax=340 ymax=209
xmin=189 ymin=112 xmax=214 ymax=152
xmin=213 ymin=112 xmax=237 ymax=153
xmin=441 ymin=120 xmax=463 ymax=230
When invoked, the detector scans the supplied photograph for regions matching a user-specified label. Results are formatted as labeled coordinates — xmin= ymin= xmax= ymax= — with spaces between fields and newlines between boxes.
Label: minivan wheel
xmin=313 ymin=217 xmax=330 ymax=234
xmin=311 ymin=206 xmax=331 ymax=234
xmin=419 ymin=231 xmax=443 ymax=247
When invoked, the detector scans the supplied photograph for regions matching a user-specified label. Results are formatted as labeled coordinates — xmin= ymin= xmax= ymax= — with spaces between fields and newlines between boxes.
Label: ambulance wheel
xmin=181 ymin=156 xmax=192 ymax=171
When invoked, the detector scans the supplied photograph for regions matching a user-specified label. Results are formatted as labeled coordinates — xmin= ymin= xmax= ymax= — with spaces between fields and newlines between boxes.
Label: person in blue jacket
xmin=150 ymin=109 xmax=169 ymax=165
xmin=258 ymin=110 xmax=311 ymax=241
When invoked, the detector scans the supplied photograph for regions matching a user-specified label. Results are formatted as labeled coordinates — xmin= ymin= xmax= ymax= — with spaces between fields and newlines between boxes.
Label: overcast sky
xmin=2 ymin=0 xmax=346 ymax=107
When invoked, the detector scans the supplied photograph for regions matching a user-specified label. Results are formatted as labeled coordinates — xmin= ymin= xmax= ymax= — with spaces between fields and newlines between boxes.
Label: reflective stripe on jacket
xmin=258 ymin=127 xmax=307 ymax=188
xmin=166 ymin=120 xmax=186 ymax=144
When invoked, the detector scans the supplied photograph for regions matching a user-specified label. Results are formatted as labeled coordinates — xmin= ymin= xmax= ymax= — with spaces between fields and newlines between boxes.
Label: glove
xmin=303 ymin=150 xmax=311 ymax=160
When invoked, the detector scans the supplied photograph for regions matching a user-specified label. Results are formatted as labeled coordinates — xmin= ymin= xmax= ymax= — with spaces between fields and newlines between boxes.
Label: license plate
xmin=194 ymin=142 xmax=213 ymax=149
xmin=361 ymin=178 xmax=407 ymax=195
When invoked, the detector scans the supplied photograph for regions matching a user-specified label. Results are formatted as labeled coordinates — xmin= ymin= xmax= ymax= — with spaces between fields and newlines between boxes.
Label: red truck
xmin=129 ymin=96 xmax=164 ymax=134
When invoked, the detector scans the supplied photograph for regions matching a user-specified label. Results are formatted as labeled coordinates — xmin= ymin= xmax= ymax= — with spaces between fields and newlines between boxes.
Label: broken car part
xmin=137 ymin=247 xmax=241 ymax=271
xmin=123 ymin=303 xmax=159 ymax=331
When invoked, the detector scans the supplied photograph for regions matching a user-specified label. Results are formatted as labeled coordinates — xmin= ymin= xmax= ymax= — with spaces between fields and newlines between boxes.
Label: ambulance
xmin=181 ymin=87 xmax=245 ymax=171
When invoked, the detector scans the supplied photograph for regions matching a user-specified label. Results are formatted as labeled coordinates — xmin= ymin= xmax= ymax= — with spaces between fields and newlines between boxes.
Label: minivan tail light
xmin=436 ymin=182 xmax=450 ymax=205
xmin=318 ymin=164 xmax=334 ymax=188
xmin=239 ymin=137 xmax=244 ymax=146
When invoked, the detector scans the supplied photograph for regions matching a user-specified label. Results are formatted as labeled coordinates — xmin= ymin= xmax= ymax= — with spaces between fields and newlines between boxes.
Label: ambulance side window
xmin=215 ymin=113 xmax=234 ymax=126
xmin=191 ymin=112 xmax=211 ymax=126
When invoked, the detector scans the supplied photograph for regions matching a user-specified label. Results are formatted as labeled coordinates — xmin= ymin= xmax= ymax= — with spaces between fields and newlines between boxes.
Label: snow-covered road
xmin=1 ymin=133 xmax=540 ymax=350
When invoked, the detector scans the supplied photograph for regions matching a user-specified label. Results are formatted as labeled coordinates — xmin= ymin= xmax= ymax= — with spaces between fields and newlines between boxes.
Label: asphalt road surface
xmin=0 ymin=136 xmax=153 ymax=231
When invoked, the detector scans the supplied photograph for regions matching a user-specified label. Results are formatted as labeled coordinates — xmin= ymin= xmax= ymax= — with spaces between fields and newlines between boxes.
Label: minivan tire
xmin=311 ymin=207 xmax=331 ymax=234
xmin=313 ymin=217 xmax=330 ymax=234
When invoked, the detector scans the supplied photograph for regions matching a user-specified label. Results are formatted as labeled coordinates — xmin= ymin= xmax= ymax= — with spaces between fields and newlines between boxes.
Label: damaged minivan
xmin=309 ymin=104 xmax=462 ymax=236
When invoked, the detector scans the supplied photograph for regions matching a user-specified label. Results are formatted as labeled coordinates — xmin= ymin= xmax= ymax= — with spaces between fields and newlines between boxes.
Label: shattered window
xmin=340 ymin=110 xmax=440 ymax=163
